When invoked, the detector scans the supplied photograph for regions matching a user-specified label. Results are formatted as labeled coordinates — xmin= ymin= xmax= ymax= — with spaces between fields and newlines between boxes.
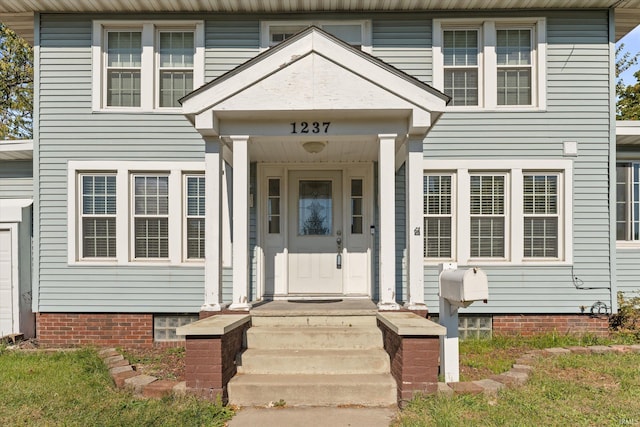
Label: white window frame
xmin=79 ymin=173 xmax=117 ymax=260
xmin=131 ymin=174 xmax=171 ymax=260
xmin=92 ymin=20 xmax=204 ymax=112
xmin=616 ymin=161 xmax=640 ymax=248
xmin=423 ymin=159 xmax=572 ymax=266
xmin=522 ymin=172 xmax=561 ymax=259
xmin=469 ymin=171 xmax=510 ymax=261
xmin=423 ymin=172 xmax=456 ymax=261
xmin=68 ymin=161 xmax=204 ymax=266
xmin=184 ymin=173 xmax=206 ymax=261
xmin=433 ymin=18 xmax=546 ymax=111
xmin=260 ymin=20 xmax=372 ymax=53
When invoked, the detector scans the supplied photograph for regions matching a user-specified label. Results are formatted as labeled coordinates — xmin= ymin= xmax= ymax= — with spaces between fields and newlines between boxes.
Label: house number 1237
xmin=290 ymin=121 xmax=330 ymax=134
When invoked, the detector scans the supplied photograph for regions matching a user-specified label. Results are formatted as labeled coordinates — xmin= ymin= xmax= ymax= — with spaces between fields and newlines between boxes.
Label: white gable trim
xmin=182 ymin=27 xmax=447 ymax=139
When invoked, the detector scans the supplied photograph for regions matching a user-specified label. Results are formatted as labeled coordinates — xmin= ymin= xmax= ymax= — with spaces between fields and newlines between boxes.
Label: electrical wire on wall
xmin=571 ymin=266 xmax=610 ymax=315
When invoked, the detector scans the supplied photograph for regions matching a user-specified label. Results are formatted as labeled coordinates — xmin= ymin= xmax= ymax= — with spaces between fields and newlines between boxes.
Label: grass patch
xmin=0 ymin=348 xmax=233 ymax=426
xmin=396 ymin=352 xmax=640 ymax=427
xmin=459 ymin=332 xmax=633 ymax=381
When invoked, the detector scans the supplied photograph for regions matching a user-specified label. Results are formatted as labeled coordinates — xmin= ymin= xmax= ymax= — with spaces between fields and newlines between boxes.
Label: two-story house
xmin=1 ymin=1 xmax=639 ymax=348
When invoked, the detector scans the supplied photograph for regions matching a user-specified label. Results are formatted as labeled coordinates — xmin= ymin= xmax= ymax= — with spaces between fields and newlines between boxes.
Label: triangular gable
xmin=182 ymin=26 xmax=449 ymax=136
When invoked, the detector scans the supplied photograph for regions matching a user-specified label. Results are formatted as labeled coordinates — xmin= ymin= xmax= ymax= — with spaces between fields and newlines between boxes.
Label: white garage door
xmin=0 ymin=229 xmax=14 ymax=337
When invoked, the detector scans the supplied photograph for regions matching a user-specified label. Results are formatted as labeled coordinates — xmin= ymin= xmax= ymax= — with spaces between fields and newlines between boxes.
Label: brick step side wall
xmin=493 ymin=314 xmax=609 ymax=337
xmin=37 ymin=313 xmax=154 ymax=348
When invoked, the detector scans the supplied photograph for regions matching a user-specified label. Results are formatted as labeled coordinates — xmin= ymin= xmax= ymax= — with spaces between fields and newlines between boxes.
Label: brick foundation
xmin=36 ymin=313 xmax=154 ymax=348
xmin=184 ymin=317 xmax=250 ymax=402
xmin=493 ymin=314 xmax=610 ymax=337
xmin=378 ymin=320 xmax=440 ymax=403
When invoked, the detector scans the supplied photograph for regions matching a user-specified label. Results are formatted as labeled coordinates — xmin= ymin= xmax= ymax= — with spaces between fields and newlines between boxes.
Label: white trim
xmin=423 ymin=158 xmax=573 ymax=266
xmin=67 ymin=160 xmax=204 ymax=266
xmin=0 ymin=199 xmax=32 ymax=223
xmin=433 ymin=17 xmax=547 ymax=111
xmin=183 ymin=173 xmax=206 ymax=261
xmin=229 ymin=135 xmax=251 ymax=310
xmin=92 ymin=20 xmax=204 ymax=113
xmin=378 ymin=134 xmax=400 ymax=309
xmin=0 ymin=224 xmax=20 ymax=336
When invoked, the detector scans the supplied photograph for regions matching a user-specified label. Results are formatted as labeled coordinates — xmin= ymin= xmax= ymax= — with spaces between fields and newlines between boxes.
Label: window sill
xmin=616 ymin=241 xmax=640 ymax=250
xmin=444 ymin=106 xmax=546 ymax=113
xmin=69 ymin=260 xmax=205 ymax=267
xmin=92 ymin=108 xmax=184 ymax=115
xmin=424 ymin=260 xmax=572 ymax=267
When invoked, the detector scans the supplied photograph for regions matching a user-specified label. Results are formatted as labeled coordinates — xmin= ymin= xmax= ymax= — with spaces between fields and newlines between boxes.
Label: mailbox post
xmin=438 ymin=263 xmax=488 ymax=383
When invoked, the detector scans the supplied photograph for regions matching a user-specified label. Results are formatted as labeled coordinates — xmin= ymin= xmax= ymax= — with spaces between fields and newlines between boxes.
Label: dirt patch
xmin=119 ymin=347 xmax=186 ymax=381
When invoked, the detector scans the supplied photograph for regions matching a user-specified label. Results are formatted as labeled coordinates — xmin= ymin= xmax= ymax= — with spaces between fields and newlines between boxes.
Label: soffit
xmin=2 ymin=1 xmax=640 ymax=44
xmin=617 ymin=121 xmax=640 ymax=146
xmin=0 ymin=140 xmax=33 ymax=160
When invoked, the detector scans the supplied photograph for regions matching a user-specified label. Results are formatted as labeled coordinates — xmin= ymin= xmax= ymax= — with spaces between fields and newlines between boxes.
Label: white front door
xmin=288 ymin=170 xmax=343 ymax=294
xmin=0 ymin=229 xmax=14 ymax=336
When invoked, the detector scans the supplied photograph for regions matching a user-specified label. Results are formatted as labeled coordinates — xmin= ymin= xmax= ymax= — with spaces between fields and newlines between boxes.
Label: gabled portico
xmin=182 ymin=27 xmax=448 ymax=312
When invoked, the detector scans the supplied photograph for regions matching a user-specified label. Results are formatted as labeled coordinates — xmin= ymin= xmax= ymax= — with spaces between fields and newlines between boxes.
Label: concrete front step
xmin=250 ymin=315 xmax=377 ymax=327
xmin=227 ymin=373 xmax=398 ymax=407
xmin=237 ymin=348 xmax=391 ymax=375
xmin=246 ymin=326 xmax=383 ymax=350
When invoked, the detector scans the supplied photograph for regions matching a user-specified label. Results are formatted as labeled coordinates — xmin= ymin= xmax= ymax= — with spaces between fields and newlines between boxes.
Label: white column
xmin=202 ymin=137 xmax=225 ymax=311
xmin=406 ymin=138 xmax=427 ymax=310
xmin=378 ymin=134 xmax=400 ymax=310
xmin=229 ymin=135 xmax=252 ymax=311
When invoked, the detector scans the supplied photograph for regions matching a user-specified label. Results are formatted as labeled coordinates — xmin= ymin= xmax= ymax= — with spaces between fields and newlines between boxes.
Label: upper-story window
xmin=92 ymin=21 xmax=204 ymax=112
xmin=261 ymin=21 xmax=371 ymax=52
xmin=433 ymin=18 xmax=546 ymax=110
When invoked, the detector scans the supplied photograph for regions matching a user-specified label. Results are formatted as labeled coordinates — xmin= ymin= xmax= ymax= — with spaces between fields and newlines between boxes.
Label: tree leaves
xmin=0 ymin=22 xmax=33 ymax=140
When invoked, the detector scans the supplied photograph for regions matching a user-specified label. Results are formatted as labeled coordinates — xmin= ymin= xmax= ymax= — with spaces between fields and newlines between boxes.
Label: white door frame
xmin=0 ymin=224 xmax=19 ymax=337
xmin=257 ymin=163 xmax=374 ymax=299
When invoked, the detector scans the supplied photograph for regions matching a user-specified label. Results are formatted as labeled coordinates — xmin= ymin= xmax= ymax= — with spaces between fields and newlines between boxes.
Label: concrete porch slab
xmin=250 ymin=299 xmax=378 ymax=317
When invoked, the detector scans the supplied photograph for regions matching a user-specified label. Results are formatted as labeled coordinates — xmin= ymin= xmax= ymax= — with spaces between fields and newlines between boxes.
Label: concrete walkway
xmin=227 ymin=407 xmax=397 ymax=427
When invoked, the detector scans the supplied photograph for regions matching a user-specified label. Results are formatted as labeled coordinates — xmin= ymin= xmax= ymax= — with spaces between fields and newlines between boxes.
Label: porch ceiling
xmin=2 ymin=1 xmax=640 ymax=44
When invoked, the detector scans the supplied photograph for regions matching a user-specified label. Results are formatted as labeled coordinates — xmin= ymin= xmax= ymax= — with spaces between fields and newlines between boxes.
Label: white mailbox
xmin=439 ymin=267 xmax=488 ymax=308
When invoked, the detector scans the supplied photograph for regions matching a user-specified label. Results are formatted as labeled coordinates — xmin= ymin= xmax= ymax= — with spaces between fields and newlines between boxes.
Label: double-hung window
xmin=443 ymin=29 xmax=479 ymax=107
xmin=523 ymin=174 xmax=559 ymax=257
xmin=423 ymin=160 xmax=571 ymax=265
xmin=80 ymin=174 xmax=117 ymax=258
xmin=158 ymin=31 xmax=195 ymax=108
xmin=617 ymin=162 xmax=640 ymax=242
xmin=434 ymin=18 xmax=545 ymax=110
xmin=106 ymin=31 xmax=142 ymax=107
xmin=93 ymin=21 xmax=204 ymax=111
xmin=470 ymin=174 xmax=506 ymax=258
xmin=496 ymin=29 xmax=533 ymax=106
xmin=185 ymin=175 xmax=205 ymax=259
xmin=423 ymin=174 xmax=453 ymax=258
xmin=133 ymin=175 xmax=169 ymax=259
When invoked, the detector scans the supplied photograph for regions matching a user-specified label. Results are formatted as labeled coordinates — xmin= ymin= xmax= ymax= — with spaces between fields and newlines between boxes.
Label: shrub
xmin=610 ymin=291 xmax=640 ymax=341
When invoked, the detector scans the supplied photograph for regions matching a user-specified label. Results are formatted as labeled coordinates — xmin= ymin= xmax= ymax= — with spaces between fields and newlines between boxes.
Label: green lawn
xmin=0 ymin=347 xmax=233 ymax=427
xmin=397 ymin=349 xmax=640 ymax=427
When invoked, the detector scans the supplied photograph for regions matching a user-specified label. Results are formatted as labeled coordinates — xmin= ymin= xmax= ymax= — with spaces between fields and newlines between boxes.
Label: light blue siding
xmin=36 ymin=10 xmax=615 ymax=316
xmin=422 ymin=10 xmax=613 ymax=314
xmin=0 ymin=160 xmax=33 ymax=198
xmin=38 ymin=15 xmax=207 ymax=313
